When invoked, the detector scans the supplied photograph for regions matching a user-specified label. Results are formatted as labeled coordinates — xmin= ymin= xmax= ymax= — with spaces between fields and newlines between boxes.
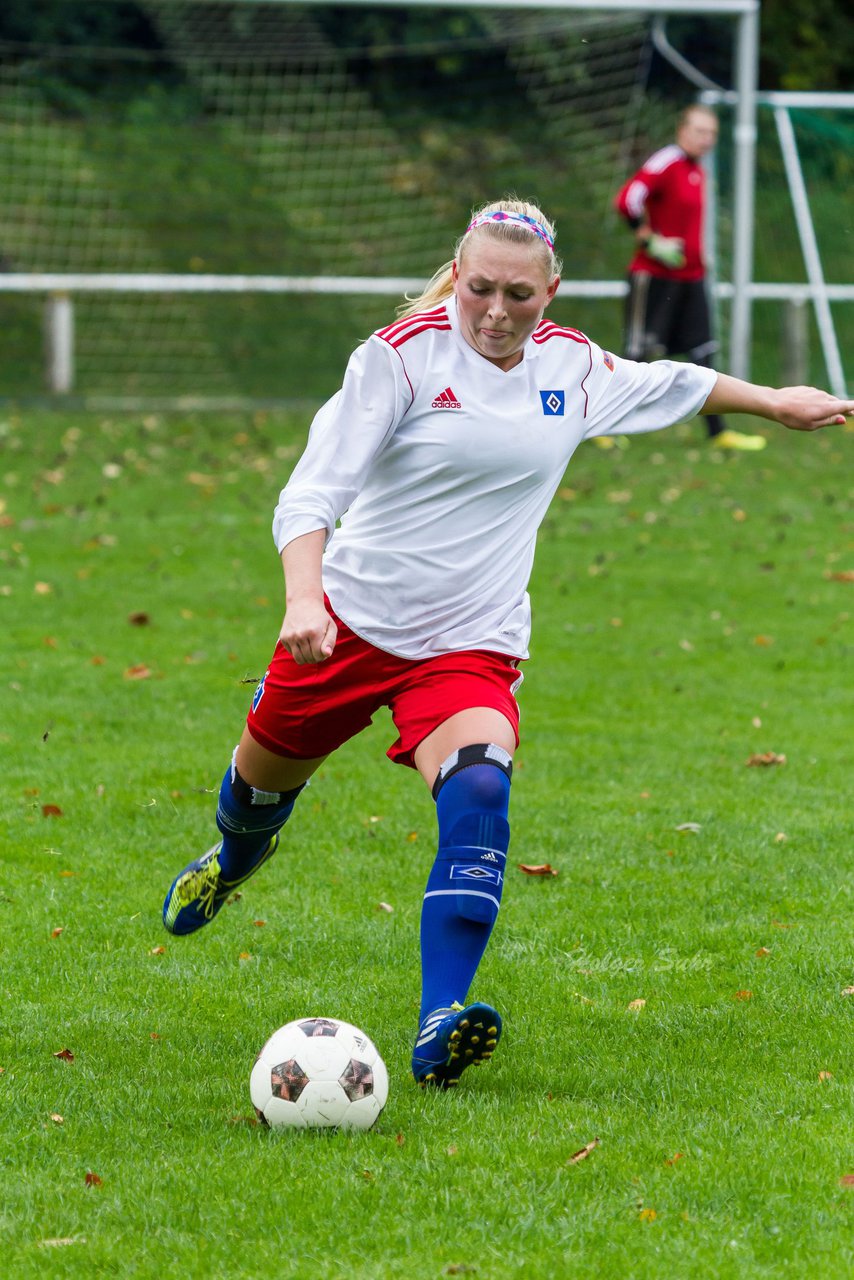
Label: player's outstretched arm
xmin=702 ymin=373 xmax=854 ymax=433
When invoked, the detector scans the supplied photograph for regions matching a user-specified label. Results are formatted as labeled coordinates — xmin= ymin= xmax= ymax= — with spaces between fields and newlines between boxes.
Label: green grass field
xmin=2 ymin=407 xmax=853 ymax=1278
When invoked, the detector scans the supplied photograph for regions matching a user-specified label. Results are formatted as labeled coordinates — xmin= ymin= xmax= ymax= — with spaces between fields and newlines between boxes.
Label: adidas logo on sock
xmin=432 ymin=386 xmax=462 ymax=409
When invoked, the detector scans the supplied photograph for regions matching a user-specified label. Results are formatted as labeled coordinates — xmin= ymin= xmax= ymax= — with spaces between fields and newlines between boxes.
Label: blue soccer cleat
xmin=412 ymin=1001 xmax=502 ymax=1088
xmin=162 ymin=834 xmax=279 ymax=936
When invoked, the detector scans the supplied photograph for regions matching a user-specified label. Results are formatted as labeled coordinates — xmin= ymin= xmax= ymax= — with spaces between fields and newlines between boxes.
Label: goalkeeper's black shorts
xmin=623 ymin=272 xmax=717 ymax=363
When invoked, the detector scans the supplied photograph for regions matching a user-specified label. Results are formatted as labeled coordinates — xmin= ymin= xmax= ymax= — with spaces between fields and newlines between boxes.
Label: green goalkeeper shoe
xmin=713 ymin=429 xmax=767 ymax=452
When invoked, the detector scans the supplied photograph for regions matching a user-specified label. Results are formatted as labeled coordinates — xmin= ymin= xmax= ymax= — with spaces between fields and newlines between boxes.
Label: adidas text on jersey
xmin=432 ymin=386 xmax=462 ymax=409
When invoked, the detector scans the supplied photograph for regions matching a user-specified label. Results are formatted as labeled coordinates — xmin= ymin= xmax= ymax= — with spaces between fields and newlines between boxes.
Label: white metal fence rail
xmin=2 ymin=274 xmax=851 ymax=396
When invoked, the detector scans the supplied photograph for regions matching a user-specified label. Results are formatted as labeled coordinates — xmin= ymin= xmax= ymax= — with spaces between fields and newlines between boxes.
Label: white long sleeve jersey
xmin=273 ymin=295 xmax=716 ymax=660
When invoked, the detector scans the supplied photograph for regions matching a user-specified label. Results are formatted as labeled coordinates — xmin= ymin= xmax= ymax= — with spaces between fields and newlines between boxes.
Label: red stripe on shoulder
xmin=386 ymin=322 xmax=452 ymax=350
xmin=531 ymin=321 xmax=590 ymax=346
xmin=376 ymin=305 xmax=449 ymax=343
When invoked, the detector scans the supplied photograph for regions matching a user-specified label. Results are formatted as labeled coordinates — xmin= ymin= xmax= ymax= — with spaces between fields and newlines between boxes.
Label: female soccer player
xmin=162 ymin=198 xmax=853 ymax=1088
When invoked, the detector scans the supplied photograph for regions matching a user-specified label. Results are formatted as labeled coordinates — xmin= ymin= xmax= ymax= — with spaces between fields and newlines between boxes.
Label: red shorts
xmin=246 ymin=607 xmax=523 ymax=770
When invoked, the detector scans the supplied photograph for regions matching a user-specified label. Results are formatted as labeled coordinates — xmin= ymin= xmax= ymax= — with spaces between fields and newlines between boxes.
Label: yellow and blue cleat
xmin=412 ymin=1001 xmax=502 ymax=1088
xmin=162 ymin=834 xmax=279 ymax=936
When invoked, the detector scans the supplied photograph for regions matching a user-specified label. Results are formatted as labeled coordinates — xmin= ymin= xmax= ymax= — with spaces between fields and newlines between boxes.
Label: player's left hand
xmin=771 ymin=386 xmax=854 ymax=432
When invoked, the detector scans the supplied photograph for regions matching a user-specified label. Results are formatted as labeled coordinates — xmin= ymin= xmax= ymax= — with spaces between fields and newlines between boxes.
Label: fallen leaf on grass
xmin=238 ymin=951 xmax=252 ymax=961
xmin=774 ymin=832 xmax=787 ymax=843
xmin=148 ymin=945 xmax=166 ymax=956
xmin=84 ymin=1172 xmax=102 ymax=1188
xmin=840 ymin=1174 xmax=854 ymax=1188
xmin=819 ymin=1071 xmax=833 ymax=1081
xmin=755 ymin=947 xmax=771 ymax=958
xmin=124 ymin=664 xmax=152 ymax=680
xmin=376 ymin=902 xmax=394 ymax=913
xmin=826 ymin=570 xmax=854 ymax=583
xmin=42 ymin=804 xmax=63 ymax=818
xmin=34 ymin=582 xmax=53 ymax=595
xmin=518 ymin=863 xmax=559 ymax=877
xmin=733 ymin=990 xmax=753 ymax=1001
xmin=50 ymin=1113 xmax=64 ymax=1124
xmin=753 ymin=635 xmax=774 ymax=646
xmin=59 ymin=870 xmax=75 ymax=878
xmin=746 ymin=752 xmax=786 ymax=767
xmin=841 ymin=987 xmax=854 ymax=997
xmin=50 ymin=927 xmax=64 ymax=939
xmin=396 ymin=1132 xmax=405 ymax=1147
xmin=52 ymin=1048 xmax=75 ymax=1062
xmin=627 ymin=998 xmax=647 ymax=1011
xmin=253 ymin=920 xmax=266 ymax=928
xmin=568 ymin=1137 xmax=600 ymax=1164
xmin=638 ymin=1208 xmax=657 ymax=1222
xmin=227 ymin=1114 xmax=260 ymax=1127
xmin=127 ymin=611 xmax=150 ymax=626
xmin=445 ymin=1266 xmax=477 ymax=1276
xmin=771 ymin=919 xmax=796 ymax=929
xmin=665 ymin=1153 xmax=684 ymax=1166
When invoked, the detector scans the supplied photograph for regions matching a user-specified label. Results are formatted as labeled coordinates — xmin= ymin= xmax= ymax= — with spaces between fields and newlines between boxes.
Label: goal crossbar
xmin=268 ymin=1 xmax=758 ymax=13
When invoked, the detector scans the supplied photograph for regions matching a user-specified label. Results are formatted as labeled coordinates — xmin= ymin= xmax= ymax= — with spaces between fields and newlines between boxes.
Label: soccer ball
xmin=250 ymin=1017 xmax=389 ymax=1131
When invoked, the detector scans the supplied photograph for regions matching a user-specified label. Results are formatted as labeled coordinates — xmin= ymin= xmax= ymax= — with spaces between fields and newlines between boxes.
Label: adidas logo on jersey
xmin=432 ymin=386 xmax=462 ymax=409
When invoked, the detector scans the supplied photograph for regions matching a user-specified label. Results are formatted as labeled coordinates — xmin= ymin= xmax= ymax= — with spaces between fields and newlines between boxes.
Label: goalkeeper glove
xmin=644 ymin=234 xmax=686 ymax=269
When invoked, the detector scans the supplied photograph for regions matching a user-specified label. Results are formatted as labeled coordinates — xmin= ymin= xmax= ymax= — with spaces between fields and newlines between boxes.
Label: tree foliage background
xmin=1 ymin=1 xmax=851 ymax=96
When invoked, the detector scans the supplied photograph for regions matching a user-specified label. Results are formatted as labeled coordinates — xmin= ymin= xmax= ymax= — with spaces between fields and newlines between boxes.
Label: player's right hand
xmin=279 ymin=598 xmax=338 ymax=664
xmin=647 ymin=234 xmax=686 ymax=269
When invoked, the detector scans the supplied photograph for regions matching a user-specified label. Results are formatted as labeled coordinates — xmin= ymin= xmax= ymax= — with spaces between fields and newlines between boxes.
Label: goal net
xmin=0 ymin=0 xmax=657 ymax=401
xmin=711 ymin=99 xmax=853 ymax=392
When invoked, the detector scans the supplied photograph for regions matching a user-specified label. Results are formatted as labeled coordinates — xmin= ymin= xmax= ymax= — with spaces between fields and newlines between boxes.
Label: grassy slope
xmin=2 ymin=94 xmax=851 ymax=402
xmin=1 ymin=409 xmax=853 ymax=1277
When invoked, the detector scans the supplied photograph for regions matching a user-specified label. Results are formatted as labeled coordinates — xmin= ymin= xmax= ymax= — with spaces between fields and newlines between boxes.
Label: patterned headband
xmin=465 ymin=210 xmax=555 ymax=252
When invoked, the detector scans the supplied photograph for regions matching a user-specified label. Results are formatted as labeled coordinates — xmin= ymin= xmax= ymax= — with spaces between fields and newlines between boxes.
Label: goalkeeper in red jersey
xmin=615 ymin=104 xmax=765 ymax=451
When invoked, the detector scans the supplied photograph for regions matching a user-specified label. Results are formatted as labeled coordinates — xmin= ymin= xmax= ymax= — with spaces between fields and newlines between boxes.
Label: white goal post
xmin=0 ymin=0 xmax=765 ymax=398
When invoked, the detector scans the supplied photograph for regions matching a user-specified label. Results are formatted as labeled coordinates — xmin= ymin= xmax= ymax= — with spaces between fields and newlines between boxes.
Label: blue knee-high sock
xmin=419 ymin=762 xmax=511 ymax=1023
xmin=215 ymin=755 xmax=304 ymax=881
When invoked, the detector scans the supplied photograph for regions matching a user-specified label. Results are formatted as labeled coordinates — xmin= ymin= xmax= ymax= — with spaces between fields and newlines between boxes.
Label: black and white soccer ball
xmin=250 ymin=1017 xmax=389 ymax=1131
